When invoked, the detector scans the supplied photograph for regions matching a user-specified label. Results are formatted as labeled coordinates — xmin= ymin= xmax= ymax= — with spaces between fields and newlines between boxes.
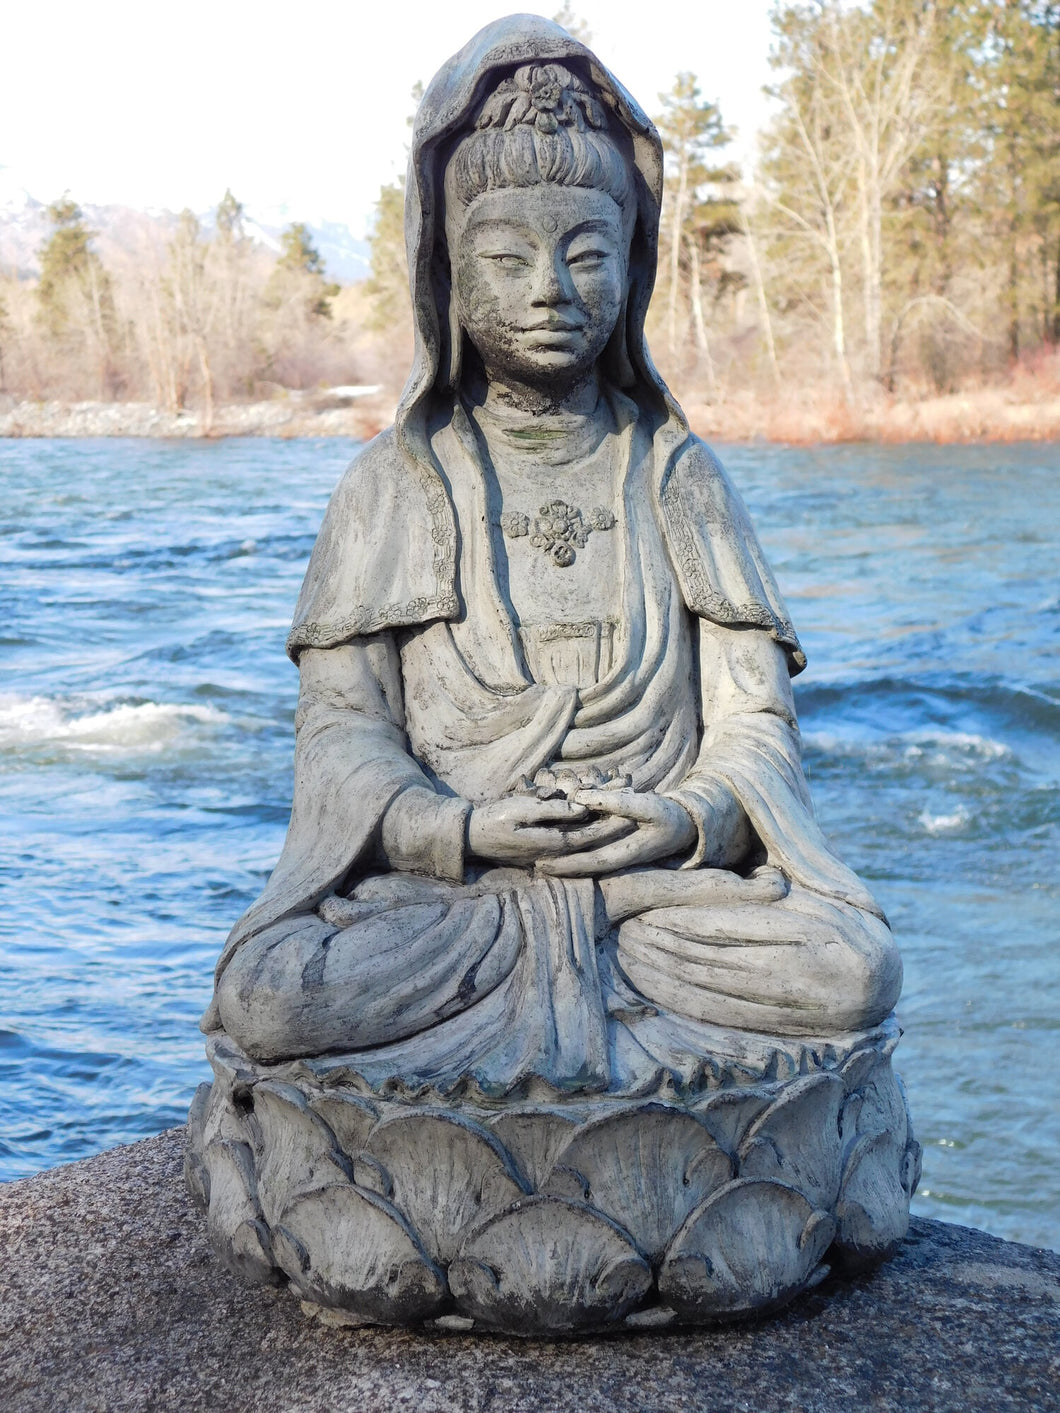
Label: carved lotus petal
xmin=543 ymin=1104 xmax=733 ymax=1260
xmin=839 ymin=1055 xmax=911 ymax=1158
xmin=275 ymin=1182 xmax=446 ymax=1324
xmin=202 ymin=1138 xmax=276 ymax=1285
xmin=310 ymin=1091 xmax=380 ymax=1159
xmin=833 ymin=1130 xmax=911 ymax=1271
xmin=695 ymin=1086 xmax=773 ymax=1156
xmin=449 ymin=1196 xmax=651 ymax=1332
xmin=208 ymin=1032 xmax=264 ymax=1093
xmin=251 ymin=1080 xmax=352 ymax=1227
xmin=184 ymin=1082 xmax=213 ymax=1211
xmin=737 ymin=1072 xmax=844 ymax=1209
xmin=487 ymin=1109 xmax=579 ymax=1190
xmin=904 ymin=1137 xmax=923 ymax=1198
xmin=364 ymin=1111 xmax=527 ymax=1264
xmin=659 ymin=1178 xmax=835 ymax=1319
xmin=201 ymin=1041 xmax=262 ymax=1152
xmin=839 ymin=1040 xmax=889 ymax=1094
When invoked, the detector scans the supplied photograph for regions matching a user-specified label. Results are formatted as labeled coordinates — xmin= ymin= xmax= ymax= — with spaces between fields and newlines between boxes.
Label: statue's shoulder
xmin=654 ymin=427 xmax=805 ymax=671
xmin=325 ymin=423 xmax=455 ymax=530
xmin=327 ymin=425 xmax=411 ymax=512
xmin=288 ymin=424 xmax=458 ymax=657
xmin=656 ymin=430 xmax=750 ymax=535
xmin=667 ymin=432 xmax=739 ymax=501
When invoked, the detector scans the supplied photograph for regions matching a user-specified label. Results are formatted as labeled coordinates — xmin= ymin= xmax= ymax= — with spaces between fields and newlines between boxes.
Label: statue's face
xmin=450 ymin=184 xmax=628 ymax=392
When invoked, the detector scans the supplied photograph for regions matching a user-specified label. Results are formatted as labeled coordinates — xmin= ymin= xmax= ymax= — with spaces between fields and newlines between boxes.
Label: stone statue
xmin=186 ymin=14 xmax=919 ymax=1335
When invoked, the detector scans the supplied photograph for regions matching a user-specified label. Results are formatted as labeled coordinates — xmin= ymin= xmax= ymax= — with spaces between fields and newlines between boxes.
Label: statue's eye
xmin=567 ymin=248 xmax=609 ymax=266
xmin=484 ymin=252 xmax=529 ymax=267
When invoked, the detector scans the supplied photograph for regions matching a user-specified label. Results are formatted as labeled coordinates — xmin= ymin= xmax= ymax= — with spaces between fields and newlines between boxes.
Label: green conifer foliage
xmin=271 ymin=224 xmax=339 ymax=319
xmin=36 ymin=195 xmax=118 ymax=395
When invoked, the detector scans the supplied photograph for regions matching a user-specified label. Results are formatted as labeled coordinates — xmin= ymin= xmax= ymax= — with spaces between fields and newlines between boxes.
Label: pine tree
xmin=365 ymin=180 xmax=409 ymax=332
xmin=884 ymin=1 xmax=990 ymax=389
xmin=977 ymin=1 xmax=1060 ymax=359
xmin=271 ymin=223 xmax=339 ymax=318
xmin=261 ymin=222 xmax=343 ymax=388
xmin=36 ymin=196 xmax=118 ymax=395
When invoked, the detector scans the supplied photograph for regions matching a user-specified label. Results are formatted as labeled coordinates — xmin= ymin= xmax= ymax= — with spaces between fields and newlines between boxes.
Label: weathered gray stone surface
xmin=191 ymin=14 xmax=914 ymax=1330
xmin=1 ymin=1130 xmax=1057 ymax=1413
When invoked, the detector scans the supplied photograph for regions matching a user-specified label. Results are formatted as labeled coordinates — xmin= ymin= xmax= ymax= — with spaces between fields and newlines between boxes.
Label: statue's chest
xmin=491 ymin=447 xmax=623 ymax=624
xmin=490 ymin=449 xmax=624 ymax=689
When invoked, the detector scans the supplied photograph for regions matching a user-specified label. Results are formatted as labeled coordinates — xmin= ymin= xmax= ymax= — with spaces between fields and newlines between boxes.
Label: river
xmin=1 ymin=436 xmax=1057 ymax=1250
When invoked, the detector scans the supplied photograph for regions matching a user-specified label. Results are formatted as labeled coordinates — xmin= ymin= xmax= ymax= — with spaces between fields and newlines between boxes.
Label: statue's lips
xmin=518 ymin=323 xmax=585 ymax=347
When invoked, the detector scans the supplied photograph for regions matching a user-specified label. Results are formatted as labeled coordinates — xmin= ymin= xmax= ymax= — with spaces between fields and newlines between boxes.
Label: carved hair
xmin=444 ymin=62 xmax=635 ymax=214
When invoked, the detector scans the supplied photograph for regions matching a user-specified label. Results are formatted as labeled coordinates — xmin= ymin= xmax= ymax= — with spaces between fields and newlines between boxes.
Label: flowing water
xmin=1 ymin=436 xmax=1057 ymax=1250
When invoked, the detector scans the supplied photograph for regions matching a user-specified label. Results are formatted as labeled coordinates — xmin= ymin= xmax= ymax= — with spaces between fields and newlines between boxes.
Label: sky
xmin=1 ymin=0 xmax=778 ymax=236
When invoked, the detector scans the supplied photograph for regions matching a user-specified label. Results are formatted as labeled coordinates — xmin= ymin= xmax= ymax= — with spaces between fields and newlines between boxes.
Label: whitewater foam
xmin=0 ymin=694 xmax=229 ymax=756
xmin=802 ymin=728 xmax=1011 ymax=768
xmin=918 ymin=807 xmax=973 ymax=835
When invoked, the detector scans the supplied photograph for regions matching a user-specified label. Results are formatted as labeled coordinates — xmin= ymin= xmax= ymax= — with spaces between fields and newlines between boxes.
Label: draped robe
xmin=205 ymin=396 xmax=901 ymax=1095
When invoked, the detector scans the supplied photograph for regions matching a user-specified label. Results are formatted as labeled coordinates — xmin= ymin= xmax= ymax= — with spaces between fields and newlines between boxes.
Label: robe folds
xmin=204 ymin=397 xmax=901 ymax=1095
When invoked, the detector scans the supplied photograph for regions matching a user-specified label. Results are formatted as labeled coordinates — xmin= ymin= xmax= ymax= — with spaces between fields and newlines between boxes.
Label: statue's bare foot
xmin=598 ymin=865 xmax=789 ymax=925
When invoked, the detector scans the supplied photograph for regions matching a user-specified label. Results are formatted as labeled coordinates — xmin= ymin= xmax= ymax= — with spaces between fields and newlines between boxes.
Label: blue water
xmin=1 ymin=437 xmax=1057 ymax=1251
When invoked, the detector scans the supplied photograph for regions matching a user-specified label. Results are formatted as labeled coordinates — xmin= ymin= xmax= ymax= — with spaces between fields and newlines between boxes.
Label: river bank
xmin=0 ymin=394 xmax=390 ymax=441
xmin=1 ymin=1128 xmax=1057 ymax=1412
xmin=3 ymin=385 xmax=1060 ymax=442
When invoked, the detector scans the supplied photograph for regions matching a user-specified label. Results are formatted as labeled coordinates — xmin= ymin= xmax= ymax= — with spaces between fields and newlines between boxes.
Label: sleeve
xmin=666 ymin=621 xmax=885 ymax=917
xmin=213 ymin=637 xmax=470 ymax=984
xmin=664 ymin=621 xmax=798 ymax=869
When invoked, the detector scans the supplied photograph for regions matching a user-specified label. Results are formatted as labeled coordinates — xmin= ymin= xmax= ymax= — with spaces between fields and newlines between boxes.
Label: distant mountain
xmin=0 ymin=177 xmax=372 ymax=284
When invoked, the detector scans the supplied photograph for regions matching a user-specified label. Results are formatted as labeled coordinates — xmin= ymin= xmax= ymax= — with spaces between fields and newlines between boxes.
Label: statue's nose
xmin=530 ymin=251 xmax=572 ymax=306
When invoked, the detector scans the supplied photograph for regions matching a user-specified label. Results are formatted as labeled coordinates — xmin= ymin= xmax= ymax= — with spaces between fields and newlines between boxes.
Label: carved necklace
xmin=500 ymin=500 xmax=616 ymax=567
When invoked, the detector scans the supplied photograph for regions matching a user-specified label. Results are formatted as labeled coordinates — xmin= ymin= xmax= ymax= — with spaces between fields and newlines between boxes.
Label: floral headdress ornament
xmin=475 ymin=63 xmax=608 ymax=135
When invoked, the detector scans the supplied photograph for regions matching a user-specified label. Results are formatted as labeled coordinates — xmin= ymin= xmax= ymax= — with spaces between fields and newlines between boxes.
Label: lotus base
xmin=185 ymin=1028 xmax=919 ymax=1335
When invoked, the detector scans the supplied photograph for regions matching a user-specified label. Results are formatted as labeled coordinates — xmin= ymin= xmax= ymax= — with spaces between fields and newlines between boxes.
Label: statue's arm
xmin=665 ymin=621 xmax=804 ymax=870
xmin=296 ymin=641 xmax=471 ymax=884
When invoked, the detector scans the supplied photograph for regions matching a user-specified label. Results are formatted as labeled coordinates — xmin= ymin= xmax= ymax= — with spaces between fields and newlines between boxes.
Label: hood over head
xmin=396 ymin=13 xmax=684 ymax=467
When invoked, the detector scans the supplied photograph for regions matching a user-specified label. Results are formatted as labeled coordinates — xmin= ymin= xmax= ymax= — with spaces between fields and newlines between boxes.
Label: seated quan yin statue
xmin=186 ymin=15 xmax=920 ymax=1335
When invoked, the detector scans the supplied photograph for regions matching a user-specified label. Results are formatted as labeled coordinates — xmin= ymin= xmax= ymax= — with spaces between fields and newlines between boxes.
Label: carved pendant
xmin=500 ymin=499 xmax=616 ymax=567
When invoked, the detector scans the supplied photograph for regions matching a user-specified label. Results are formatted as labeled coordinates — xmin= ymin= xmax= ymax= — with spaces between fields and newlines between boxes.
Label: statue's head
xmin=398 ymin=15 xmax=675 ymax=446
xmin=442 ymin=62 xmax=637 ymax=396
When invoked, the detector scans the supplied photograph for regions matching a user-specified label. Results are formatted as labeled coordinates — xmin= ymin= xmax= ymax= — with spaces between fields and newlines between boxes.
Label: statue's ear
xmin=604 ymin=293 xmax=636 ymax=388
xmin=432 ymin=241 xmax=464 ymax=391
xmin=445 ymin=288 xmax=464 ymax=390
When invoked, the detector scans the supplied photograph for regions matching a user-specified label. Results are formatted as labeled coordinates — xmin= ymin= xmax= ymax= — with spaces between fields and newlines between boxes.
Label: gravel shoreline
xmin=0 ymin=397 xmax=389 ymax=441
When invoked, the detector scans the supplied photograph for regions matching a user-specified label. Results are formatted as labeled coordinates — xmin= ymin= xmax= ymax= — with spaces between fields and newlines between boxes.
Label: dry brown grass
xmin=681 ymin=353 xmax=1060 ymax=444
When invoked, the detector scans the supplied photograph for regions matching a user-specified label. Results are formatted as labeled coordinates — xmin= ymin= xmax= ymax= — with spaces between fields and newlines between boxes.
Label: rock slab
xmin=1 ymin=1129 xmax=1057 ymax=1413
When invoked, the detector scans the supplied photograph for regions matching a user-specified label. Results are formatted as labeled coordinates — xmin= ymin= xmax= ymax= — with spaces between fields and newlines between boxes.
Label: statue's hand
xmin=535 ymin=789 xmax=697 ymax=877
xmin=468 ymin=796 xmax=628 ymax=866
